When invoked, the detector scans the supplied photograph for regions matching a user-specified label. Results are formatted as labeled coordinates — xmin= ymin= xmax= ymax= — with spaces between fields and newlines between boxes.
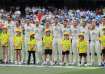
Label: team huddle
xmin=0 ymin=8 xmax=105 ymax=66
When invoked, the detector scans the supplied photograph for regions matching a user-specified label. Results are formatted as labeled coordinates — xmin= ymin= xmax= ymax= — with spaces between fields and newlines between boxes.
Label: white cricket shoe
xmin=42 ymin=61 xmax=47 ymax=65
xmin=19 ymin=62 xmax=22 ymax=65
xmin=50 ymin=61 xmax=54 ymax=65
xmin=59 ymin=62 xmax=64 ymax=65
xmin=84 ymin=64 xmax=88 ymax=66
xmin=78 ymin=63 xmax=81 ymax=66
xmin=15 ymin=61 xmax=18 ymax=64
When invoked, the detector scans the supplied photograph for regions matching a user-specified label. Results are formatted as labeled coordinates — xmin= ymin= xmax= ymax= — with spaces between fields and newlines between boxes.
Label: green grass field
xmin=0 ymin=65 xmax=105 ymax=74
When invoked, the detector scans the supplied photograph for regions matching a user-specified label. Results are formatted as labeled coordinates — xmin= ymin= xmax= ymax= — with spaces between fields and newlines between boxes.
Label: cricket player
xmin=34 ymin=20 xmax=44 ymax=64
xmin=52 ymin=18 xmax=62 ymax=64
xmin=70 ymin=19 xmax=80 ymax=65
xmin=89 ymin=19 xmax=101 ymax=65
xmin=6 ymin=15 xmax=15 ymax=63
xmin=24 ymin=20 xmax=32 ymax=63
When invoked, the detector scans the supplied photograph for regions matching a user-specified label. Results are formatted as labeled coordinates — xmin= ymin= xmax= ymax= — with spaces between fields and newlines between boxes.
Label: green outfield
xmin=0 ymin=65 xmax=105 ymax=74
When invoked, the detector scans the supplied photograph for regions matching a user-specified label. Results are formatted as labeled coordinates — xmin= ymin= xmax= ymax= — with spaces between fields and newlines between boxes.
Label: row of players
xmin=0 ymin=15 xmax=105 ymax=66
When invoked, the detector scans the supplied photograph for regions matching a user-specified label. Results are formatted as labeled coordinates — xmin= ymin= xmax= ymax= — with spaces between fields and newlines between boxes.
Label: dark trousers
xmin=27 ymin=51 xmax=36 ymax=64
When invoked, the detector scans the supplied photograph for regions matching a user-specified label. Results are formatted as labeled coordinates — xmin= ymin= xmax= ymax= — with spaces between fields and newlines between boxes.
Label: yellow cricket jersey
xmin=13 ymin=35 xmax=23 ymax=49
xmin=28 ymin=39 xmax=37 ymax=51
xmin=0 ymin=32 xmax=9 ymax=46
xmin=77 ymin=40 xmax=88 ymax=53
xmin=99 ymin=35 xmax=105 ymax=47
xmin=43 ymin=35 xmax=53 ymax=49
xmin=61 ymin=39 xmax=71 ymax=51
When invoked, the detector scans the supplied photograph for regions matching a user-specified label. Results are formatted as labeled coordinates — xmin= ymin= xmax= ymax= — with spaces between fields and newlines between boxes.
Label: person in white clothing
xmin=89 ymin=19 xmax=101 ymax=65
xmin=70 ymin=19 xmax=80 ymax=64
xmin=34 ymin=20 xmax=44 ymax=64
xmin=52 ymin=18 xmax=63 ymax=64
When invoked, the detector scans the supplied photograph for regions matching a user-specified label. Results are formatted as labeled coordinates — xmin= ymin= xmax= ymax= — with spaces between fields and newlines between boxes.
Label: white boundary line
xmin=0 ymin=64 xmax=103 ymax=69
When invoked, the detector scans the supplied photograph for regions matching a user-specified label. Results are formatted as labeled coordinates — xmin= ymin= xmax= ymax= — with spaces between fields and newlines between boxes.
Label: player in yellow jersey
xmin=13 ymin=28 xmax=23 ymax=64
xmin=61 ymin=32 xmax=71 ymax=65
xmin=0 ymin=25 xmax=9 ymax=64
xmin=42 ymin=29 xmax=53 ymax=65
xmin=99 ymin=28 xmax=105 ymax=66
xmin=77 ymin=33 xmax=88 ymax=66
xmin=27 ymin=32 xmax=37 ymax=64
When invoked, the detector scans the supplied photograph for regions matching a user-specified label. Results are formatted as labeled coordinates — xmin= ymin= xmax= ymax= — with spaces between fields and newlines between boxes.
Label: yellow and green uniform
xmin=28 ymin=39 xmax=37 ymax=51
xmin=77 ymin=40 xmax=88 ymax=53
xmin=0 ymin=32 xmax=9 ymax=46
xmin=99 ymin=35 xmax=105 ymax=47
xmin=43 ymin=35 xmax=53 ymax=49
xmin=61 ymin=39 xmax=71 ymax=52
xmin=13 ymin=35 xmax=23 ymax=49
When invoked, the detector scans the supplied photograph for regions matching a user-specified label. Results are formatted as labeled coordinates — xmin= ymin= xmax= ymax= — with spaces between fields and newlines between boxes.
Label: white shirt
xmin=35 ymin=25 xmax=44 ymax=41
xmin=70 ymin=25 xmax=80 ymax=39
xmin=89 ymin=27 xmax=100 ymax=41
xmin=52 ymin=23 xmax=62 ymax=38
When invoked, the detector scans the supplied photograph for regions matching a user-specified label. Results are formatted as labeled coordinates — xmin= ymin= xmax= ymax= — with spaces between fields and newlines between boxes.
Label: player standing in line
xmin=34 ymin=20 xmax=44 ymax=64
xmin=13 ymin=28 xmax=23 ymax=64
xmin=61 ymin=32 xmax=71 ymax=65
xmin=77 ymin=33 xmax=88 ymax=66
xmin=89 ymin=19 xmax=101 ymax=65
xmin=24 ymin=20 xmax=32 ymax=63
xmin=42 ymin=29 xmax=53 ymax=65
xmin=6 ymin=15 xmax=15 ymax=63
xmin=52 ymin=17 xmax=63 ymax=64
xmin=70 ymin=19 xmax=80 ymax=65
xmin=0 ymin=26 xmax=9 ymax=64
xmin=27 ymin=32 xmax=37 ymax=64
xmin=62 ymin=19 xmax=71 ymax=33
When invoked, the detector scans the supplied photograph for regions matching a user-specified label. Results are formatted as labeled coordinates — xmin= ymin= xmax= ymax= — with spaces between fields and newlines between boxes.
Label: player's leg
xmin=66 ymin=51 xmax=70 ymax=64
xmin=32 ymin=51 xmax=36 ymax=64
xmin=49 ymin=50 xmax=54 ymax=65
xmin=5 ymin=47 xmax=8 ymax=64
xmin=2 ymin=46 xmax=8 ymax=64
xmin=9 ymin=38 xmax=14 ymax=63
xmin=89 ymin=41 xmax=95 ymax=65
xmin=84 ymin=53 xmax=87 ymax=65
xmin=58 ymin=39 xmax=62 ymax=64
xmin=52 ymin=38 xmax=57 ymax=63
xmin=18 ymin=50 xmax=22 ymax=64
xmin=43 ymin=49 xmax=48 ymax=64
xmin=2 ymin=46 xmax=5 ymax=63
xmin=95 ymin=41 xmax=101 ymax=65
xmin=79 ymin=53 xmax=82 ymax=66
xmin=27 ymin=51 xmax=31 ymax=64
xmin=15 ymin=49 xmax=18 ymax=64
xmin=36 ymin=41 xmax=43 ymax=64
xmin=61 ymin=51 xmax=65 ymax=65
xmin=87 ymin=41 xmax=90 ymax=65
xmin=24 ymin=36 xmax=29 ymax=63
xmin=101 ymin=49 xmax=105 ymax=66
xmin=72 ymin=39 xmax=77 ymax=64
